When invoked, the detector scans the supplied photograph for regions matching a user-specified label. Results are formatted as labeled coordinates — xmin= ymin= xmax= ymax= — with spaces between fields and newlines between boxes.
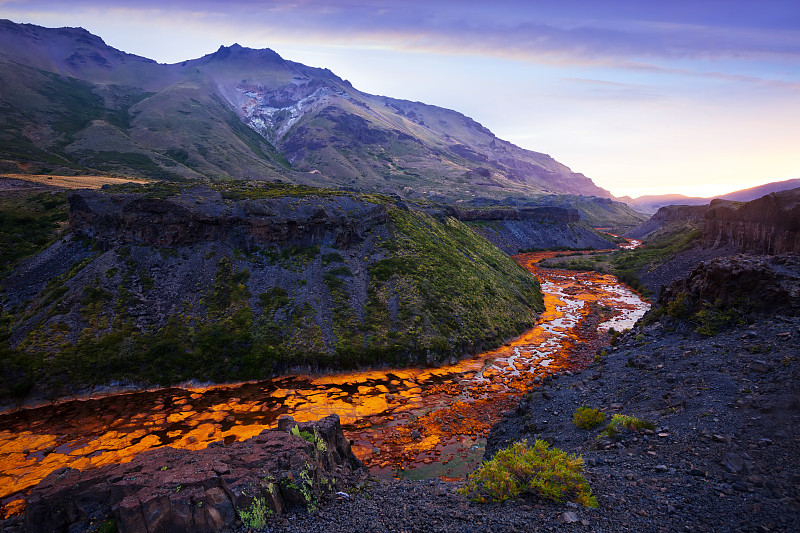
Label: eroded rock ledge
xmin=24 ymin=414 xmax=364 ymax=533
xmin=659 ymin=254 xmax=800 ymax=316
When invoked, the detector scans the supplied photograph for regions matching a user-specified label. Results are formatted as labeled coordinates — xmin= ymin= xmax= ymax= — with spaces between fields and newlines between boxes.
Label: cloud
xmin=4 ymin=0 xmax=800 ymax=67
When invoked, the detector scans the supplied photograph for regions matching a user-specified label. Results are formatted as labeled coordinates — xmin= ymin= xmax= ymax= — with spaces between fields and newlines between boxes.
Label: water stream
xmin=0 ymin=251 xmax=650 ymax=518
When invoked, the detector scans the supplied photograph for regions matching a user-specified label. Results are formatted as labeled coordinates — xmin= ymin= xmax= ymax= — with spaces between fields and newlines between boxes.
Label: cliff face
xmin=703 ymin=189 xmax=800 ymax=254
xmin=451 ymin=206 xmax=579 ymax=224
xmin=448 ymin=206 xmax=615 ymax=254
xmin=626 ymin=204 xmax=709 ymax=240
xmin=68 ymin=187 xmax=389 ymax=250
xmin=626 ymin=188 xmax=800 ymax=255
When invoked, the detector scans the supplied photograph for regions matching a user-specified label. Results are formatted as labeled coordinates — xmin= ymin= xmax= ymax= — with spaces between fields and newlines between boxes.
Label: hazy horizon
xmin=1 ymin=1 xmax=798 ymax=198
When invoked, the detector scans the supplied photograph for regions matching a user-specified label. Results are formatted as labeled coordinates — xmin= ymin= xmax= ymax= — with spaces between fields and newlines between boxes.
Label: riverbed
xmin=0 ymin=251 xmax=649 ymax=518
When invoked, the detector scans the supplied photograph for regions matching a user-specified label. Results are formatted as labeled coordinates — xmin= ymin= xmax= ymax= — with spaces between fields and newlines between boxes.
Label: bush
xmin=459 ymin=439 xmax=597 ymax=508
xmin=573 ymin=407 xmax=605 ymax=429
xmin=598 ymin=414 xmax=655 ymax=439
xmin=692 ymin=299 xmax=748 ymax=336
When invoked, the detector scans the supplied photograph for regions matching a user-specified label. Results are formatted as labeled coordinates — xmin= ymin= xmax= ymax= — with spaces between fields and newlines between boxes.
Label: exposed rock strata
xmin=68 ymin=187 xmax=389 ymax=250
xmin=451 ymin=206 xmax=579 ymax=224
xmin=703 ymin=189 xmax=800 ymax=254
xmin=449 ymin=205 xmax=615 ymax=254
xmin=627 ymin=188 xmax=800 ymax=254
xmin=626 ymin=204 xmax=708 ymax=240
xmin=24 ymin=414 xmax=363 ymax=533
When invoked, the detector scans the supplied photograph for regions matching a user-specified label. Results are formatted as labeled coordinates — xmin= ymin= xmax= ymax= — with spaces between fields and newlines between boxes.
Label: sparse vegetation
xmin=573 ymin=406 xmax=606 ymax=429
xmin=239 ymin=497 xmax=270 ymax=529
xmin=598 ymin=414 xmax=655 ymax=439
xmin=459 ymin=439 xmax=597 ymax=508
xmin=692 ymin=298 xmax=750 ymax=336
xmin=291 ymin=425 xmax=316 ymax=444
xmin=0 ymin=191 xmax=68 ymax=275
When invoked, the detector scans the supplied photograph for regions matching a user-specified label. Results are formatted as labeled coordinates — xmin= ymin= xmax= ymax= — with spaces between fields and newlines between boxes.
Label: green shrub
xmin=459 ymin=439 xmax=597 ymax=508
xmin=573 ymin=407 xmax=605 ymax=429
xmin=290 ymin=424 xmax=316 ymax=444
xmin=239 ymin=497 xmax=270 ymax=529
xmin=692 ymin=299 xmax=748 ymax=336
xmin=321 ymin=252 xmax=344 ymax=266
xmin=665 ymin=291 xmax=690 ymax=319
xmin=598 ymin=414 xmax=654 ymax=439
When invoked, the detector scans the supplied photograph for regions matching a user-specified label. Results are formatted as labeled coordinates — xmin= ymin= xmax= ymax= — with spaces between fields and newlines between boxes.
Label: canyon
xmin=0 ymin=251 xmax=649 ymax=528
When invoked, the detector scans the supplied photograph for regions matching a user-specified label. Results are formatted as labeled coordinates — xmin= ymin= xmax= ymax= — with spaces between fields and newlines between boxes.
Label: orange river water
xmin=0 ymin=252 xmax=650 ymax=518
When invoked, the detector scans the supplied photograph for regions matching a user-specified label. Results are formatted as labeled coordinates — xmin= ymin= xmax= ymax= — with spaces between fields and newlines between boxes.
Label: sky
xmin=1 ymin=1 xmax=799 ymax=198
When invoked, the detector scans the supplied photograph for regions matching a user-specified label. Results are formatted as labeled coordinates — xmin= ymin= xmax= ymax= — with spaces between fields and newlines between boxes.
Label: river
xmin=0 ymin=251 xmax=649 ymax=518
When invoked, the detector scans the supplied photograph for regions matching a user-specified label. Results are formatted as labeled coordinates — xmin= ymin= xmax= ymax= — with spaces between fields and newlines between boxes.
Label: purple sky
xmin=1 ymin=0 xmax=799 ymax=197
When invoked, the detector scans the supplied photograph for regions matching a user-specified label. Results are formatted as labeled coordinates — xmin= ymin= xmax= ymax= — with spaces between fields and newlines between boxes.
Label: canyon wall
xmin=452 ymin=206 xmax=615 ymax=254
xmin=627 ymin=188 xmax=800 ymax=255
xmin=69 ymin=187 xmax=389 ymax=250
xmin=703 ymin=189 xmax=800 ymax=254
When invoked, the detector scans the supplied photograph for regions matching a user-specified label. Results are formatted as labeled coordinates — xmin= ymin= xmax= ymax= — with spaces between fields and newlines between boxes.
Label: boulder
xmin=24 ymin=414 xmax=364 ymax=533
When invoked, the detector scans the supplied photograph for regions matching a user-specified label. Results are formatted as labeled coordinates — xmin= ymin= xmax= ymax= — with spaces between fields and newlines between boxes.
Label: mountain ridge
xmin=620 ymin=177 xmax=800 ymax=214
xmin=0 ymin=19 xmax=628 ymax=212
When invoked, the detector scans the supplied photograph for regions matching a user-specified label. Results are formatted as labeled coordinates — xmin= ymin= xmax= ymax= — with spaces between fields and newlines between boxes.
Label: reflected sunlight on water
xmin=0 ymin=251 xmax=649 ymax=517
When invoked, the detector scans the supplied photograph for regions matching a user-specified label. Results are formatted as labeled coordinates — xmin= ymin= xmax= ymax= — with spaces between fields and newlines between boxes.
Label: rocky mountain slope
xmin=0 ymin=182 xmax=544 ymax=400
xmin=0 ymin=18 xmax=640 ymax=220
xmin=483 ymin=254 xmax=800 ymax=532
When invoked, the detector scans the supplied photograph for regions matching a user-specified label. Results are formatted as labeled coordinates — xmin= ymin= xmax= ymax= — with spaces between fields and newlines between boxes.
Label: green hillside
xmin=0 ymin=183 xmax=543 ymax=398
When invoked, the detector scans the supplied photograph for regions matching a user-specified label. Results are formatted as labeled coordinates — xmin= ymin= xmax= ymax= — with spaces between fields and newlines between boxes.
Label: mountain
xmin=621 ymin=178 xmax=800 ymax=213
xmin=0 ymin=19 xmax=620 ymax=208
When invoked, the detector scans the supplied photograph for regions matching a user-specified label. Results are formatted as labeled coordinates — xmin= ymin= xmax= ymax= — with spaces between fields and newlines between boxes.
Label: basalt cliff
xmin=629 ymin=187 xmax=799 ymax=255
xmin=702 ymin=188 xmax=800 ymax=254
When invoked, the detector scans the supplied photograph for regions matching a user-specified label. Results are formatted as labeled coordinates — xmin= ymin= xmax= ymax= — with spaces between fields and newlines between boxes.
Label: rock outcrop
xmin=68 ymin=186 xmax=389 ymax=251
xmin=448 ymin=205 xmax=616 ymax=253
xmin=451 ymin=206 xmax=579 ymax=224
xmin=703 ymin=188 xmax=800 ymax=254
xmin=24 ymin=414 xmax=364 ymax=533
xmin=657 ymin=254 xmax=800 ymax=317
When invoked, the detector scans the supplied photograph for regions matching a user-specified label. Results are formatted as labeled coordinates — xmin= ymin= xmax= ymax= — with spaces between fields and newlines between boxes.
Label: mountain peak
xmin=206 ymin=43 xmax=284 ymax=64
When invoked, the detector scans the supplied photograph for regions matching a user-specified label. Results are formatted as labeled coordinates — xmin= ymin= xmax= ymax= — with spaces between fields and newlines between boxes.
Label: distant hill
xmin=621 ymin=178 xmax=800 ymax=213
xmin=0 ymin=19 xmax=635 ymax=217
